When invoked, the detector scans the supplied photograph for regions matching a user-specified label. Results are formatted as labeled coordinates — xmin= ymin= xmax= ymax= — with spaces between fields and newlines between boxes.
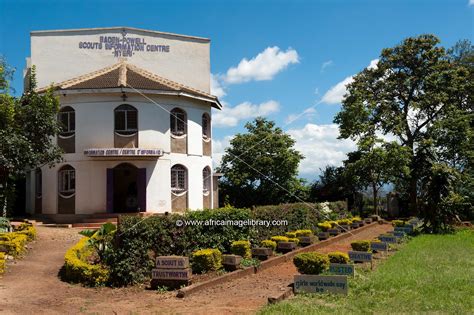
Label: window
xmin=171 ymin=164 xmax=187 ymax=193
xmin=58 ymin=165 xmax=75 ymax=196
xmin=202 ymin=113 xmax=211 ymax=139
xmin=35 ymin=169 xmax=42 ymax=198
xmin=58 ymin=106 xmax=75 ymax=136
xmin=115 ymin=104 xmax=138 ymax=135
xmin=170 ymin=108 xmax=187 ymax=136
xmin=203 ymin=166 xmax=211 ymax=193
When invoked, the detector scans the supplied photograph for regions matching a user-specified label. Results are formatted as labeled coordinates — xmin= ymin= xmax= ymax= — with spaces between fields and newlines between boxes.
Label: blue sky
xmin=1 ymin=0 xmax=473 ymax=180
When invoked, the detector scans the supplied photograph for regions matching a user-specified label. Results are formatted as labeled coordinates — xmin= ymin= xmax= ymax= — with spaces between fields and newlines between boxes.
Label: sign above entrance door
xmin=84 ymin=148 xmax=164 ymax=157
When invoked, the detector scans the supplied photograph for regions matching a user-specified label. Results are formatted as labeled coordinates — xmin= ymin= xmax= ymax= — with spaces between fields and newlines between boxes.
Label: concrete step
xmin=71 ymin=222 xmax=116 ymax=229
xmin=81 ymin=217 xmax=118 ymax=223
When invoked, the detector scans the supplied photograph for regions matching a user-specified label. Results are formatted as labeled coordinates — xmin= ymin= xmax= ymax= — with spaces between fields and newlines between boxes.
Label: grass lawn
xmin=260 ymin=229 xmax=474 ymax=314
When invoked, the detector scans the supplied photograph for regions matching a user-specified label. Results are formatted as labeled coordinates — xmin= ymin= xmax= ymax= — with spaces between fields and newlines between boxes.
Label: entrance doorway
xmin=106 ymin=163 xmax=146 ymax=213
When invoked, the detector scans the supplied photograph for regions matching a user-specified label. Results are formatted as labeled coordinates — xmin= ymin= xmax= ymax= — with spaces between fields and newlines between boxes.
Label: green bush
xmin=328 ymin=251 xmax=350 ymax=264
xmin=287 ymin=237 xmax=300 ymax=245
xmin=0 ymin=232 xmax=28 ymax=257
xmin=295 ymin=229 xmax=313 ymax=237
xmin=0 ymin=252 xmax=5 ymax=274
xmin=285 ymin=231 xmax=297 ymax=238
xmin=271 ymin=236 xmax=289 ymax=243
xmin=260 ymin=240 xmax=277 ymax=251
xmin=192 ymin=248 xmax=222 ymax=273
xmin=392 ymin=220 xmax=405 ymax=227
xmin=317 ymin=222 xmax=332 ymax=231
xmin=63 ymin=237 xmax=109 ymax=286
xmin=351 ymin=240 xmax=371 ymax=252
xmin=337 ymin=219 xmax=352 ymax=226
xmin=230 ymin=240 xmax=251 ymax=259
xmin=293 ymin=252 xmax=330 ymax=275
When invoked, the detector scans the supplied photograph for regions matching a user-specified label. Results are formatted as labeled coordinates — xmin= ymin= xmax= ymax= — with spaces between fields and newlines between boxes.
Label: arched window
xmin=202 ymin=113 xmax=211 ymax=139
xmin=171 ymin=164 xmax=187 ymax=193
xmin=115 ymin=104 xmax=138 ymax=135
xmin=170 ymin=108 xmax=187 ymax=136
xmin=203 ymin=166 xmax=211 ymax=194
xmin=58 ymin=106 xmax=75 ymax=136
xmin=58 ymin=165 xmax=75 ymax=196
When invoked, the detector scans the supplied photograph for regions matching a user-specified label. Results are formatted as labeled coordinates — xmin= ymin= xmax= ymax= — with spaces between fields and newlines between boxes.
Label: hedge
xmin=230 ymin=240 xmax=251 ymax=259
xmin=261 ymin=240 xmax=277 ymax=251
xmin=351 ymin=240 xmax=371 ymax=252
xmin=106 ymin=202 xmax=349 ymax=286
xmin=63 ymin=237 xmax=109 ymax=286
xmin=191 ymin=248 xmax=222 ymax=273
xmin=0 ymin=252 xmax=5 ymax=274
xmin=0 ymin=232 xmax=28 ymax=257
xmin=293 ymin=252 xmax=330 ymax=275
xmin=328 ymin=251 xmax=350 ymax=264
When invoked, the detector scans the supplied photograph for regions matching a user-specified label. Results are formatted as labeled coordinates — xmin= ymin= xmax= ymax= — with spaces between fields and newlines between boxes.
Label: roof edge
xmin=30 ymin=26 xmax=210 ymax=42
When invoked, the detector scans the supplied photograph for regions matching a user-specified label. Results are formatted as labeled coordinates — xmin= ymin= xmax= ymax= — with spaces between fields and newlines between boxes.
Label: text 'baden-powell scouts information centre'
xmin=23 ymin=27 xmax=222 ymax=220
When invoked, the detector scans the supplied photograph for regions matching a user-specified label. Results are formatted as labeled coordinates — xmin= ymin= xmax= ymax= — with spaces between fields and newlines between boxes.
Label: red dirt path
xmin=0 ymin=223 xmax=391 ymax=314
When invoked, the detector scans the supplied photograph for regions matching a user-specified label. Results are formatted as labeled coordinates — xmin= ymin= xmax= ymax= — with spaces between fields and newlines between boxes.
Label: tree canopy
xmin=217 ymin=117 xmax=305 ymax=207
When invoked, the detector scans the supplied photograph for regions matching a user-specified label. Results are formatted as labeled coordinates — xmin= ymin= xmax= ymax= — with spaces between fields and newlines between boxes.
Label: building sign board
xmin=84 ymin=148 xmax=164 ymax=157
xmin=78 ymin=30 xmax=171 ymax=58
xmin=294 ymin=275 xmax=348 ymax=295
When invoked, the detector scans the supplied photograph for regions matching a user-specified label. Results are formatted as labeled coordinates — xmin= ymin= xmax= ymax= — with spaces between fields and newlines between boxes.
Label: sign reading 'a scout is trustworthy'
xmin=348 ymin=251 xmax=373 ymax=262
xmin=294 ymin=275 xmax=348 ymax=295
xmin=329 ymin=263 xmax=355 ymax=276
xmin=370 ymin=241 xmax=389 ymax=252
xmin=152 ymin=269 xmax=191 ymax=281
xmin=378 ymin=235 xmax=398 ymax=243
xmin=156 ymin=256 xmax=189 ymax=269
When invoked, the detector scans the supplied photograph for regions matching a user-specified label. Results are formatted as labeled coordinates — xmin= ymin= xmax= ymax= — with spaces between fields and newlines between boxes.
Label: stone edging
xmin=177 ymin=222 xmax=379 ymax=298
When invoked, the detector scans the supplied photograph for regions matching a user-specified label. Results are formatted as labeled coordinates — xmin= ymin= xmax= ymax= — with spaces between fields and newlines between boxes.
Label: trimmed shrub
xmin=337 ymin=219 xmax=352 ymax=226
xmin=293 ymin=252 xmax=330 ymax=275
xmin=285 ymin=231 xmax=297 ymax=238
xmin=0 ymin=232 xmax=28 ymax=257
xmin=287 ymin=237 xmax=300 ymax=245
xmin=230 ymin=240 xmax=251 ymax=259
xmin=15 ymin=223 xmax=37 ymax=241
xmin=0 ymin=252 xmax=5 ymax=274
xmin=63 ymin=237 xmax=109 ymax=286
xmin=191 ymin=248 xmax=222 ymax=273
xmin=317 ymin=222 xmax=332 ymax=231
xmin=351 ymin=216 xmax=362 ymax=223
xmin=271 ymin=236 xmax=289 ymax=243
xmin=351 ymin=240 xmax=371 ymax=252
xmin=392 ymin=220 xmax=405 ymax=227
xmin=295 ymin=229 xmax=313 ymax=237
xmin=260 ymin=240 xmax=277 ymax=251
xmin=328 ymin=251 xmax=350 ymax=264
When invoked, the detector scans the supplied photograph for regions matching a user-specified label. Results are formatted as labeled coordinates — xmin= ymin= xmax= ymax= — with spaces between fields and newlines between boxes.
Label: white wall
xmin=29 ymin=27 xmax=210 ymax=92
xmin=33 ymin=93 xmax=214 ymax=214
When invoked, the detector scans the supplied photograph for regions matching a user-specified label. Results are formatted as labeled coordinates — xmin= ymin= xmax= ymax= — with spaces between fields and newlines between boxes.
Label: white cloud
xmin=320 ymin=60 xmax=333 ymax=72
xmin=287 ymin=123 xmax=356 ymax=176
xmin=223 ymin=47 xmax=299 ymax=84
xmin=469 ymin=0 xmax=474 ymax=6
xmin=210 ymin=73 xmax=226 ymax=98
xmin=321 ymin=59 xmax=379 ymax=105
xmin=213 ymin=100 xmax=280 ymax=128
xmin=212 ymin=136 xmax=233 ymax=169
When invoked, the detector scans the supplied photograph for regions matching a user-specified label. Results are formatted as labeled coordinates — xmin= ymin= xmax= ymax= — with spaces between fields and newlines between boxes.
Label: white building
xmin=23 ymin=27 xmax=222 ymax=220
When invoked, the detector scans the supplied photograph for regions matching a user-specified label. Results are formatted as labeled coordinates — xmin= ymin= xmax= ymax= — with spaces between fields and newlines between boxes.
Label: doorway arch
xmin=107 ymin=163 xmax=146 ymax=213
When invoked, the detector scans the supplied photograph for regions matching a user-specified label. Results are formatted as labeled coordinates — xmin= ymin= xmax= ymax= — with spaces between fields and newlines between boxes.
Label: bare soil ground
xmin=0 ymin=224 xmax=391 ymax=315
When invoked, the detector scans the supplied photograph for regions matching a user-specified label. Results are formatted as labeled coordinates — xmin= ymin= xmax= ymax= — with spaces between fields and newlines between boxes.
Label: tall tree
xmin=0 ymin=59 xmax=63 ymax=216
xmin=218 ymin=117 xmax=304 ymax=207
xmin=334 ymin=35 xmax=472 ymax=215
